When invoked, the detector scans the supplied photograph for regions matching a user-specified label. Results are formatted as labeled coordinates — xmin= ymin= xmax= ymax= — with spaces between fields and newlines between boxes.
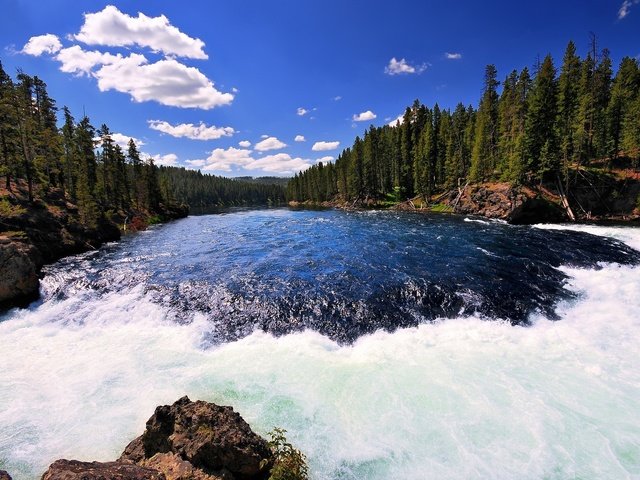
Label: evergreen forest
xmin=287 ymin=39 xmax=640 ymax=204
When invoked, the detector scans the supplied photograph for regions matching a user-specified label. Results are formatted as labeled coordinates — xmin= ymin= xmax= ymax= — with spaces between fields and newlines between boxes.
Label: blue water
xmin=2 ymin=209 xmax=640 ymax=480
xmin=41 ymin=208 xmax=639 ymax=344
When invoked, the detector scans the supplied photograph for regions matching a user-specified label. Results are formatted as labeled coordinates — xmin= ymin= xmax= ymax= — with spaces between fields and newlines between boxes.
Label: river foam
xmin=1 ymin=223 xmax=639 ymax=479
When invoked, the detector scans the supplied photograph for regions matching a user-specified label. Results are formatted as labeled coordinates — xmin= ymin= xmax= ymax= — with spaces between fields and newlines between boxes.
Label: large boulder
xmin=121 ymin=396 xmax=273 ymax=480
xmin=140 ymin=453 xmax=231 ymax=480
xmin=41 ymin=460 xmax=165 ymax=480
xmin=0 ymin=470 xmax=12 ymax=480
xmin=0 ymin=236 xmax=40 ymax=307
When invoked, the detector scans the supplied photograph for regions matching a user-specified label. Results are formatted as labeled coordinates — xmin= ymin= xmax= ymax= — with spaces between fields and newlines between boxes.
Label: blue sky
xmin=1 ymin=0 xmax=639 ymax=176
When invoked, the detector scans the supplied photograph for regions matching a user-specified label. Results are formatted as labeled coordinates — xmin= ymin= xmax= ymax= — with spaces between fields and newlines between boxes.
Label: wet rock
xmin=41 ymin=460 xmax=165 ymax=480
xmin=0 ymin=236 xmax=40 ymax=307
xmin=0 ymin=470 xmax=12 ymax=480
xmin=452 ymin=183 xmax=567 ymax=224
xmin=140 ymin=453 xmax=232 ymax=480
xmin=121 ymin=396 xmax=272 ymax=479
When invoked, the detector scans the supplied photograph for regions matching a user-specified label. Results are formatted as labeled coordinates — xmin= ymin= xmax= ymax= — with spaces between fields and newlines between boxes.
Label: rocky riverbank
xmin=291 ymin=173 xmax=640 ymax=225
xmin=0 ymin=181 xmax=188 ymax=309
xmin=2 ymin=396 xmax=305 ymax=480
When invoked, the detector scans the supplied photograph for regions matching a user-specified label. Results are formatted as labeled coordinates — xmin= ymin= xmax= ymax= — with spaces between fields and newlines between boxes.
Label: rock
xmin=41 ymin=460 xmax=165 ymax=480
xmin=451 ymin=183 xmax=567 ymax=224
xmin=121 ymin=396 xmax=273 ymax=479
xmin=0 ymin=470 xmax=12 ymax=480
xmin=0 ymin=237 xmax=40 ymax=307
xmin=140 ymin=453 xmax=232 ymax=480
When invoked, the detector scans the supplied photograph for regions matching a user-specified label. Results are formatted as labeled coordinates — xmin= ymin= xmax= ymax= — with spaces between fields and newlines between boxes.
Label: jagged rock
xmin=0 ymin=469 xmax=12 ymax=480
xmin=121 ymin=396 xmax=273 ymax=479
xmin=451 ymin=183 xmax=567 ymax=224
xmin=140 ymin=453 xmax=232 ymax=480
xmin=0 ymin=236 xmax=40 ymax=307
xmin=41 ymin=460 xmax=165 ymax=480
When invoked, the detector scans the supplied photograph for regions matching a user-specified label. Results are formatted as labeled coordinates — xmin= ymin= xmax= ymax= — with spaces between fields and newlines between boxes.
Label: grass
xmin=0 ymin=198 xmax=27 ymax=217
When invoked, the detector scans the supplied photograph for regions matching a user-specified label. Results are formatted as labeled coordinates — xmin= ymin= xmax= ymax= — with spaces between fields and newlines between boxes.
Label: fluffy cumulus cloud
xmin=619 ymin=0 xmax=640 ymax=19
xmin=353 ymin=110 xmax=377 ymax=122
xmin=445 ymin=52 xmax=462 ymax=60
xmin=21 ymin=34 xmax=62 ymax=56
xmin=143 ymin=153 xmax=179 ymax=166
xmin=148 ymin=120 xmax=234 ymax=140
xmin=244 ymin=153 xmax=312 ymax=175
xmin=21 ymin=7 xmax=233 ymax=110
xmin=297 ymin=107 xmax=308 ymax=116
xmin=185 ymin=159 xmax=206 ymax=168
xmin=74 ymin=5 xmax=207 ymax=59
xmin=93 ymin=132 xmax=145 ymax=150
xmin=238 ymin=140 xmax=251 ymax=148
xmin=312 ymin=141 xmax=340 ymax=151
xmin=385 ymin=57 xmax=427 ymax=75
xmin=316 ymin=156 xmax=334 ymax=163
xmin=196 ymin=147 xmax=310 ymax=175
xmin=387 ymin=113 xmax=404 ymax=127
xmin=294 ymin=135 xmax=306 ymax=142
xmin=254 ymin=136 xmax=287 ymax=152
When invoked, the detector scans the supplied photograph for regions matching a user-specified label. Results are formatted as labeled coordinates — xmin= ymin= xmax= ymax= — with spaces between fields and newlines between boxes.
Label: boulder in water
xmin=121 ymin=396 xmax=272 ymax=479
xmin=0 ymin=470 xmax=12 ymax=480
xmin=41 ymin=460 xmax=165 ymax=480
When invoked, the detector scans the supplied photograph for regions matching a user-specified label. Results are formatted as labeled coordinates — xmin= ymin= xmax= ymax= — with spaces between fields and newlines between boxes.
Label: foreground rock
xmin=0 ymin=236 xmax=40 ymax=306
xmin=121 ymin=396 xmax=272 ymax=479
xmin=42 ymin=397 xmax=274 ymax=480
xmin=0 ymin=470 xmax=12 ymax=480
xmin=42 ymin=460 xmax=165 ymax=480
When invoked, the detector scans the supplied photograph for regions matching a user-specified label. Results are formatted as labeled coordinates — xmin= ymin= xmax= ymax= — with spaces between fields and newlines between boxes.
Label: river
xmin=1 ymin=209 xmax=639 ymax=479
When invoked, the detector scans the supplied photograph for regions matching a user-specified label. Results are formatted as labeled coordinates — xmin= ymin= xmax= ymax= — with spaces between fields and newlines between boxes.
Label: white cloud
xmin=316 ymin=156 xmax=334 ymax=163
xmin=260 ymin=134 xmax=269 ymax=139
xmin=312 ymin=141 xmax=340 ymax=151
xmin=94 ymin=54 xmax=233 ymax=109
xmin=144 ymin=153 xmax=178 ymax=166
xmin=294 ymin=135 xmax=306 ymax=142
xmin=353 ymin=110 xmax=377 ymax=122
xmin=333 ymin=96 xmax=342 ymax=101
xmin=445 ymin=52 xmax=462 ymax=60
xmin=385 ymin=57 xmax=427 ymax=75
xmin=238 ymin=140 xmax=251 ymax=148
xmin=21 ymin=34 xmax=62 ymax=56
xmin=74 ymin=5 xmax=207 ymax=59
xmin=148 ymin=120 xmax=234 ymax=140
xmin=93 ymin=132 xmax=145 ymax=150
xmin=244 ymin=153 xmax=311 ymax=175
xmin=185 ymin=159 xmax=206 ymax=167
xmin=619 ymin=0 xmax=640 ymax=18
xmin=387 ymin=113 xmax=404 ymax=127
xmin=202 ymin=147 xmax=254 ymax=172
xmin=187 ymin=146 xmax=314 ymax=175
xmin=297 ymin=107 xmax=308 ymax=116
xmin=54 ymin=45 xmax=122 ymax=75
xmin=21 ymin=7 xmax=233 ymax=110
xmin=254 ymin=136 xmax=287 ymax=152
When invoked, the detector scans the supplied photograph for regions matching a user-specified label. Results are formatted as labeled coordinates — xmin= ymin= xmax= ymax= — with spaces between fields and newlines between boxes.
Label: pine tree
xmin=523 ymin=55 xmax=559 ymax=180
xmin=607 ymin=57 xmax=640 ymax=160
xmin=470 ymin=65 xmax=499 ymax=181
xmin=556 ymin=41 xmax=582 ymax=183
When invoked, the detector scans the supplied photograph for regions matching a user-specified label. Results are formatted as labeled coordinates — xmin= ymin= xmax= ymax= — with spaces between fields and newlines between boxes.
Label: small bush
xmin=267 ymin=427 xmax=308 ymax=480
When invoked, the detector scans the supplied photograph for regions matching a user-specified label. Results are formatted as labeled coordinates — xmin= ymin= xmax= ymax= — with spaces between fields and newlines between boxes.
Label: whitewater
xmin=0 ymin=211 xmax=639 ymax=479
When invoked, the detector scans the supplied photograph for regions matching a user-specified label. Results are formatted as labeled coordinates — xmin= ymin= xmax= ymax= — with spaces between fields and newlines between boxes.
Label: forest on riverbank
xmin=287 ymin=38 xmax=640 ymax=219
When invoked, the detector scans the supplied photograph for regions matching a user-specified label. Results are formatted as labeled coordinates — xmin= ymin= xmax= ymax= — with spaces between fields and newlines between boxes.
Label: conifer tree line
xmin=287 ymin=39 xmax=640 ymax=203
xmin=0 ymin=62 xmax=285 ymax=227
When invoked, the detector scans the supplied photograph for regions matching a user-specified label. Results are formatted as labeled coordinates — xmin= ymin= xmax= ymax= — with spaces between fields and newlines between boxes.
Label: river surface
xmin=1 ymin=209 xmax=640 ymax=479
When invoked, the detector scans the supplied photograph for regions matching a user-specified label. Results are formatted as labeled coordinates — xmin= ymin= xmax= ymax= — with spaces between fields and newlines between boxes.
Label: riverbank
xmin=290 ymin=170 xmax=640 ymax=225
xmin=0 ymin=180 xmax=188 ymax=309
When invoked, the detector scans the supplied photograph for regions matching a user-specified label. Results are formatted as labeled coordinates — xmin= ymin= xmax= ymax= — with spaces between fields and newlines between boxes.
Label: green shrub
xmin=267 ymin=427 xmax=308 ymax=480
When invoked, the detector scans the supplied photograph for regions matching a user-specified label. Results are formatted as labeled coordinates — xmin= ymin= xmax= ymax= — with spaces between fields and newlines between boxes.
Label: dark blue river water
xmin=40 ymin=208 xmax=639 ymax=344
